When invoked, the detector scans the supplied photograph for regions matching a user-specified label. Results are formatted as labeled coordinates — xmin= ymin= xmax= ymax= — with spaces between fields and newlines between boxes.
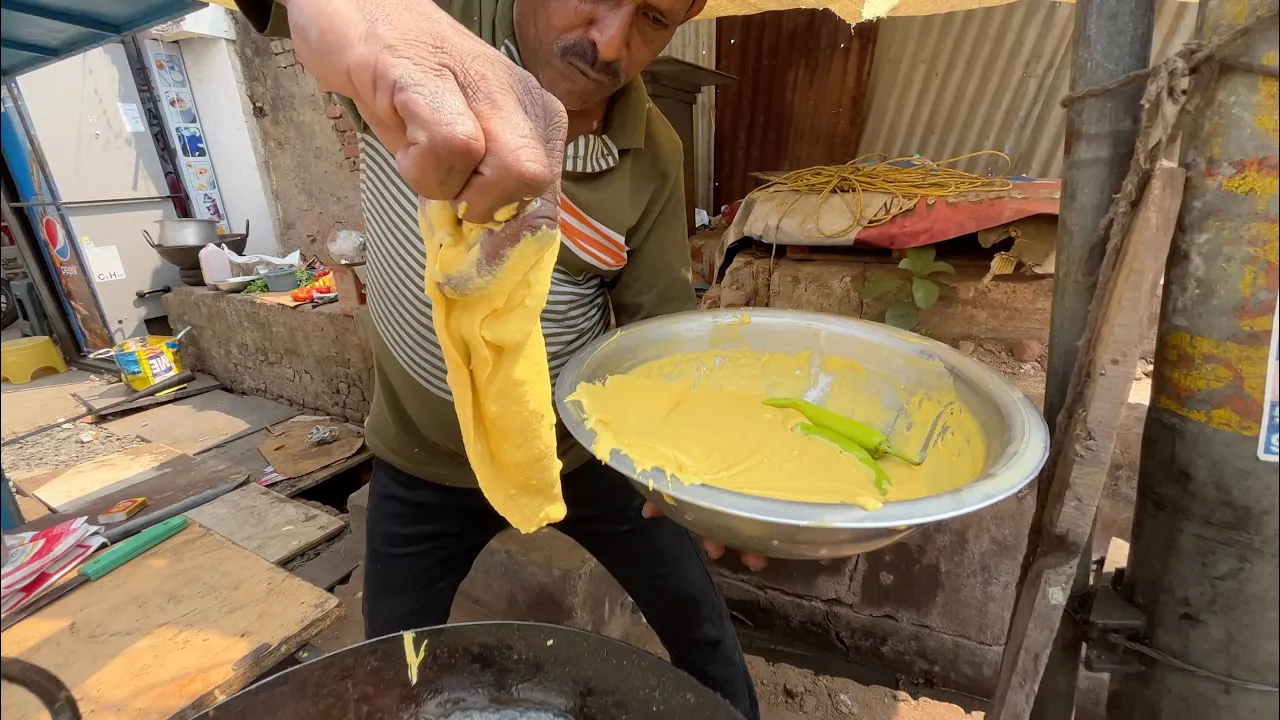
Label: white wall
xmin=175 ymin=30 xmax=281 ymax=256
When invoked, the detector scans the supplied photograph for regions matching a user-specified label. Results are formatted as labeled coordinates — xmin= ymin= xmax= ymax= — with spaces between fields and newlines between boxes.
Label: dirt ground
xmin=1 ymin=421 xmax=144 ymax=480
xmin=752 ymin=657 xmax=983 ymax=720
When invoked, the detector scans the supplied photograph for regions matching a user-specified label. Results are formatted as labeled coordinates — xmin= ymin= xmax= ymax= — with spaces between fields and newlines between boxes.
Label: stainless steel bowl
xmin=555 ymin=309 xmax=1049 ymax=559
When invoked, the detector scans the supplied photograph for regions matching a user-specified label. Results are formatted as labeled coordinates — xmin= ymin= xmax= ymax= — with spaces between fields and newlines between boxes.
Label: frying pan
xmin=197 ymin=622 xmax=744 ymax=719
xmin=3 ymin=623 xmax=743 ymax=718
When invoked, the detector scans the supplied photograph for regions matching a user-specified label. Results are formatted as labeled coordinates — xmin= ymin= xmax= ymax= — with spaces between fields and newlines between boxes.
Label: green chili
xmin=794 ymin=422 xmax=892 ymax=496
xmin=764 ymin=397 xmax=921 ymax=465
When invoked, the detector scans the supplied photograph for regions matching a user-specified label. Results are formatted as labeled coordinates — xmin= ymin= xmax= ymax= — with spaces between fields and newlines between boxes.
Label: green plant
xmin=861 ymin=246 xmax=957 ymax=331
xmin=242 ymin=278 xmax=269 ymax=294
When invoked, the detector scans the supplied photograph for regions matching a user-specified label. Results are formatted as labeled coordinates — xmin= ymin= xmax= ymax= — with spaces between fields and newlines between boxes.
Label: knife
xmin=1 ymin=516 xmax=189 ymax=632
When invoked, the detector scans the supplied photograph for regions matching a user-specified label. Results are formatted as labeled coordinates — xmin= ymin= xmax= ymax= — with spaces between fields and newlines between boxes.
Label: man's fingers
xmin=393 ymin=83 xmax=485 ymax=201
xmin=740 ymin=552 xmax=769 ymax=571
xmin=452 ymin=70 xmax=565 ymax=223
xmin=701 ymin=538 xmax=726 ymax=560
xmin=641 ymin=501 xmax=663 ymax=519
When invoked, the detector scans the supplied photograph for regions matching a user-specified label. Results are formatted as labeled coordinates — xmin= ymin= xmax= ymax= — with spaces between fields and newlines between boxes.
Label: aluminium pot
xmin=149 ymin=218 xmax=220 ymax=247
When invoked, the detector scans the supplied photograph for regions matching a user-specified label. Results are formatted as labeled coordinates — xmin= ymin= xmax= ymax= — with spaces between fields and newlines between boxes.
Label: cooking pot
xmin=148 ymin=218 xmax=220 ymax=247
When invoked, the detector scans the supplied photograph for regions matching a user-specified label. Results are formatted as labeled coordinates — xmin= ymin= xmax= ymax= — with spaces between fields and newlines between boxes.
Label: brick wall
xmin=165 ymin=288 xmax=372 ymax=422
xmin=235 ymin=16 xmax=363 ymax=260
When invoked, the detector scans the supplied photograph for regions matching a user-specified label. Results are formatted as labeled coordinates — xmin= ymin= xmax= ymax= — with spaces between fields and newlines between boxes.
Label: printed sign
xmin=143 ymin=39 xmax=230 ymax=234
xmin=82 ymin=243 xmax=128 ymax=283
xmin=118 ymin=102 xmax=146 ymax=133
xmin=1260 ymin=302 xmax=1278 ymax=463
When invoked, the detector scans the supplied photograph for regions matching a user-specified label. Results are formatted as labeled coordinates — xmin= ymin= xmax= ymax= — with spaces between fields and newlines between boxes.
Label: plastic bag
xmin=225 ymin=248 xmax=303 ymax=277
xmin=328 ymin=229 xmax=367 ymax=265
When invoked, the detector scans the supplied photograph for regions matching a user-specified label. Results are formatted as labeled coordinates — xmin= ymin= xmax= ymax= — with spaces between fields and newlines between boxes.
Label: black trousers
xmin=363 ymin=457 xmax=760 ymax=720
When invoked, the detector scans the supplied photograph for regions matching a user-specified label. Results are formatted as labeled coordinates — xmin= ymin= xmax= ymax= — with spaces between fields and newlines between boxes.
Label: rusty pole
xmin=1108 ymin=0 xmax=1280 ymax=716
xmin=1031 ymin=0 xmax=1155 ymax=715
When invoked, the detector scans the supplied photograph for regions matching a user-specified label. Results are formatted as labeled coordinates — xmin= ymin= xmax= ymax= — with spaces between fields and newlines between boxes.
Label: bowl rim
xmin=554 ymin=308 xmax=1051 ymax=530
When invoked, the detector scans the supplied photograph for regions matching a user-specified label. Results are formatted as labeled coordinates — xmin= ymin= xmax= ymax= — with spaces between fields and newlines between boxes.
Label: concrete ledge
xmin=165 ymin=287 xmax=372 ymax=422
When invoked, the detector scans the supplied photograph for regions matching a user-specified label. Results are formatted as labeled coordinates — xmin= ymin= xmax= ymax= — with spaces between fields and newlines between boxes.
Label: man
xmin=233 ymin=0 xmax=761 ymax=716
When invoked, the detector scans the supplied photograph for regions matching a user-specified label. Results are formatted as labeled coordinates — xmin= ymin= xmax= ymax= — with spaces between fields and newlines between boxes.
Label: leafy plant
xmin=242 ymin=278 xmax=269 ymax=294
xmin=861 ymin=246 xmax=957 ymax=331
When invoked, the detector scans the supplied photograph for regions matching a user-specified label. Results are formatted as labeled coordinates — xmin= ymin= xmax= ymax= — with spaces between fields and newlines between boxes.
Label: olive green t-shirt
xmin=236 ymin=0 xmax=695 ymax=485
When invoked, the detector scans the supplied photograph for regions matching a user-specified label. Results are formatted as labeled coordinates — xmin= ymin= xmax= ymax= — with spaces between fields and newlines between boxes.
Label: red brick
xmin=335 ymin=117 xmax=355 ymax=132
xmin=325 ymin=105 xmax=344 ymax=119
xmin=341 ymin=131 xmax=358 ymax=146
xmin=342 ymin=145 xmax=360 ymax=159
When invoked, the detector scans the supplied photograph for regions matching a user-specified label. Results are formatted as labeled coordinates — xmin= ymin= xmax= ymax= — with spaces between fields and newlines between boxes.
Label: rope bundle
xmin=748 ymin=150 xmax=1017 ymax=238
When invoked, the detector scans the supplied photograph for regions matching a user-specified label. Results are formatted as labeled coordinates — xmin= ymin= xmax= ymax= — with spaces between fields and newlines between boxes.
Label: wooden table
xmin=1 ymin=522 xmax=342 ymax=719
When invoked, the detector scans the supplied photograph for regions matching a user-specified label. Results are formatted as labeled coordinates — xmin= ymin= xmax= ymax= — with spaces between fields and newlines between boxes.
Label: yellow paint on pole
xmin=1257 ymin=51 xmax=1279 ymax=143
xmin=1155 ymin=331 xmax=1270 ymax=436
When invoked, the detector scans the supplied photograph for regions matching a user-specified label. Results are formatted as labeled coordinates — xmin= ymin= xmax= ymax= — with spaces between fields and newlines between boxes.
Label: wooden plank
xmin=186 ymin=484 xmax=345 ymax=564
xmin=1 ymin=371 xmax=112 ymax=439
xmin=270 ymin=447 xmax=374 ymax=497
xmin=103 ymin=389 xmax=298 ymax=455
xmin=196 ymin=429 xmax=271 ymax=482
xmin=15 ymin=443 xmax=184 ymax=511
xmin=14 ymin=452 xmax=249 ymax=534
xmin=72 ymin=373 xmax=221 ymax=418
xmin=195 ymin=431 xmax=374 ymax=497
xmin=989 ymin=164 xmax=1186 ymax=719
xmin=0 ymin=522 xmax=342 ymax=720
xmin=292 ymin=538 xmax=361 ymax=590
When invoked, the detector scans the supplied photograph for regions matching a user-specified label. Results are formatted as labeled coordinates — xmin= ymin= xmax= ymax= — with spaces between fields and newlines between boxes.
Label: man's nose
xmin=588 ymin=7 xmax=634 ymax=64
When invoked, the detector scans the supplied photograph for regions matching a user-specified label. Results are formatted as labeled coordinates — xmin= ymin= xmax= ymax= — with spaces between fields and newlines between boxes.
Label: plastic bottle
xmin=199 ymin=243 xmax=233 ymax=286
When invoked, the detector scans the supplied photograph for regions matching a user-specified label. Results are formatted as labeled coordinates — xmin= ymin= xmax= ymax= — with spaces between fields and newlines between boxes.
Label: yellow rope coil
xmin=748 ymin=151 xmax=1017 ymax=239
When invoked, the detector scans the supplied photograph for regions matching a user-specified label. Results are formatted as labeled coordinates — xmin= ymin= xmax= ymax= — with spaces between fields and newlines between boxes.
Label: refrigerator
xmin=11 ymin=42 xmax=183 ymax=345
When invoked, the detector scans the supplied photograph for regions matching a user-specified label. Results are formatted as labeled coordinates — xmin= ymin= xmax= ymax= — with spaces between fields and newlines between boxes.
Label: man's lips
xmin=563 ymin=59 xmax=608 ymax=85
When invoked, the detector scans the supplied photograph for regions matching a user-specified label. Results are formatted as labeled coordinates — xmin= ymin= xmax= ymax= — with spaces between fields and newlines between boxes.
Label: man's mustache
xmin=554 ymin=38 xmax=623 ymax=88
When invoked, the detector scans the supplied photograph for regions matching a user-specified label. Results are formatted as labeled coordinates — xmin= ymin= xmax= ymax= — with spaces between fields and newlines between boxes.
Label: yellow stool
xmin=1 ymin=336 xmax=69 ymax=384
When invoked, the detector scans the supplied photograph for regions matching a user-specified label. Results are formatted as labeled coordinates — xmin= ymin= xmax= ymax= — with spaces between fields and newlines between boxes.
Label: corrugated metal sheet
xmin=857 ymin=0 xmax=1197 ymax=178
xmin=713 ymin=11 xmax=879 ymax=207
xmin=660 ymin=19 xmax=718 ymax=212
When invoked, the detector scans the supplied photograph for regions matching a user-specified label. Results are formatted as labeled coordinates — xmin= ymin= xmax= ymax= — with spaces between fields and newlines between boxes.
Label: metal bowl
xmin=151 ymin=236 xmax=249 ymax=271
xmin=555 ymin=308 xmax=1049 ymax=559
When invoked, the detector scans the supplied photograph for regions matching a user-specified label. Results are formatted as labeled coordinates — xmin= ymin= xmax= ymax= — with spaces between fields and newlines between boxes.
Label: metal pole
xmin=1030 ymin=0 xmax=1155 ymax=715
xmin=1108 ymin=0 xmax=1280 ymax=716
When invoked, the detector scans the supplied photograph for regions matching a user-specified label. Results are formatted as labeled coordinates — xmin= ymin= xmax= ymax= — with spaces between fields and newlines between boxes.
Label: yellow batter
xmin=420 ymin=200 xmax=566 ymax=533
xmin=569 ymin=349 xmax=987 ymax=509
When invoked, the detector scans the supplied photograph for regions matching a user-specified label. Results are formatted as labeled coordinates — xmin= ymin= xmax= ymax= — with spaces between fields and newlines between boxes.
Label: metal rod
xmin=10 ymin=195 xmax=187 ymax=208
xmin=1108 ymin=0 xmax=1280 ymax=716
xmin=1030 ymin=0 xmax=1156 ymax=715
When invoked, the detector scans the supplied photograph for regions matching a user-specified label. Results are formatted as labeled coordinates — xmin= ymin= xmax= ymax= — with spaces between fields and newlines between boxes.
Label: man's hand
xmin=641 ymin=502 xmax=768 ymax=571
xmin=283 ymin=0 xmax=568 ymax=224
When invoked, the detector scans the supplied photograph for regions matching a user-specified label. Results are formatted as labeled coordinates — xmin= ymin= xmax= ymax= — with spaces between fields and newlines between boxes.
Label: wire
xmin=747 ymin=151 xmax=1016 ymax=239
xmin=1107 ymin=634 xmax=1280 ymax=693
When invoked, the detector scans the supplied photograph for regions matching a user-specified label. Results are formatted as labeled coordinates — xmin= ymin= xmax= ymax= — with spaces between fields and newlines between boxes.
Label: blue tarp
xmin=1 ymin=0 xmax=201 ymax=80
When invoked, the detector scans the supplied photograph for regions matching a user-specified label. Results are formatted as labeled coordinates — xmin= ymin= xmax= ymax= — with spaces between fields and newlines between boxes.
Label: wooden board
xmin=195 ymin=429 xmax=271 ymax=482
xmin=16 ymin=443 xmax=184 ymax=511
xmin=185 ymin=483 xmax=345 ymax=564
xmin=200 ymin=428 xmax=374 ymax=497
xmin=259 ymin=420 xmax=364 ymax=477
xmin=292 ymin=537 xmax=361 ymax=590
xmin=253 ymin=291 xmax=309 ymax=308
xmin=14 ymin=452 xmax=249 ymax=534
xmin=989 ymin=164 xmax=1185 ymax=719
xmin=1 ymin=370 xmax=112 ymax=439
xmin=103 ymin=389 xmax=298 ymax=455
xmin=272 ymin=447 xmax=374 ymax=497
xmin=0 ymin=522 xmax=342 ymax=720
xmin=73 ymin=374 xmax=221 ymax=417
